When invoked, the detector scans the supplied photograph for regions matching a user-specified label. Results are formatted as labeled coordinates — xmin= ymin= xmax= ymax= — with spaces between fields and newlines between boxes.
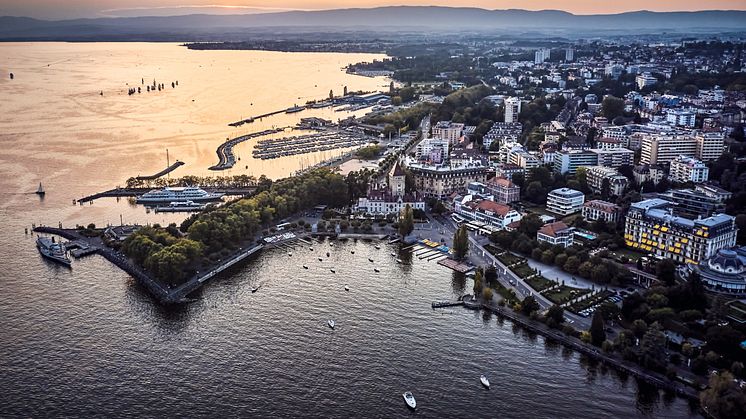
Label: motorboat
xmin=318 ymin=257 xmax=323 ymax=262
xmin=251 ymin=286 xmax=260 ymax=293
xmin=350 ymin=251 xmax=355 ymax=254
xmin=390 ymin=252 xmax=396 ymax=257
xmin=303 ymin=265 xmax=309 ymax=269
xmin=480 ymin=375 xmax=490 ymax=389
xmin=374 ymin=245 xmax=381 ymax=250
xmin=368 ymin=258 xmax=374 ymax=262
xmin=288 ymin=252 xmax=292 ymax=257
xmin=328 ymin=319 xmax=335 ymax=329
xmin=326 ymin=252 xmax=330 ymax=257
xmin=403 ymin=392 xmax=416 ymax=409
xmin=374 ymin=268 xmax=380 ymax=273
xmin=330 ymin=269 xmax=335 ymax=273
xmin=344 ymin=284 xmax=349 ymax=291
xmin=396 ymin=259 xmax=403 ymax=264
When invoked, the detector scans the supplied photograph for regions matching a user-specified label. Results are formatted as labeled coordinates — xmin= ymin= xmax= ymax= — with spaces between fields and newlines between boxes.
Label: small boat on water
xmin=350 ymin=251 xmax=355 ymax=254
xmin=403 ymin=392 xmax=416 ymax=409
xmin=368 ymin=258 xmax=374 ymax=262
xmin=326 ymin=252 xmax=330 ymax=257
xmin=328 ymin=319 xmax=335 ymax=329
xmin=344 ymin=284 xmax=349 ymax=291
xmin=396 ymin=258 xmax=403 ymax=264
xmin=35 ymin=182 xmax=45 ymax=196
xmin=480 ymin=375 xmax=490 ymax=389
xmin=36 ymin=236 xmax=71 ymax=267
xmin=318 ymin=257 xmax=323 ymax=262
xmin=309 ymin=247 xmax=314 ymax=251
xmin=390 ymin=252 xmax=396 ymax=257
xmin=251 ymin=286 xmax=260 ymax=293
xmin=288 ymin=252 xmax=293 ymax=256
xmin=374 ymin=268 xmax=380 ymax=273
xmin=330 ymin=269 xmax=335 ymax=273
xmin=375 ymin=245 xmax=381 ymax=250
xmin=303 ymin=265 xmax=309 ymax=269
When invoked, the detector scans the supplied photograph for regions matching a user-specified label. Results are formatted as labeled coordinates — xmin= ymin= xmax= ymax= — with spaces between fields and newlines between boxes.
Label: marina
xmin=252 ymin=130 xmax=371 ymax=160
xmin=209 ymin=128 xmax=287 ymax=171
xmin=135 ymin=161 xmax=185 ymax=181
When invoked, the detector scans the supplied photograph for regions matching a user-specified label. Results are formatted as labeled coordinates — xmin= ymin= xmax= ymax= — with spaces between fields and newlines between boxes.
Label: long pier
xmin=209 ymin=128 xmax=286 ymax=171
xmin=77 ymin=186 xmax=256 ymax=203
xmin=135 ymin=161 xmax=185 ymax=180
xmin=227 ymin=108 xmax=300 ymax=127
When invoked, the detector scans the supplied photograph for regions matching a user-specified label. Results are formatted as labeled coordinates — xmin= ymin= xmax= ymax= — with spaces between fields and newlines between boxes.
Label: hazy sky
xmin=3 ymin=0 xmax=746 ymax=19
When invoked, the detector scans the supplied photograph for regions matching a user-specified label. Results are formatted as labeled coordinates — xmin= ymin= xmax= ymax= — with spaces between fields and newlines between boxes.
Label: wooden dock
xmin=431 ymin=300 xmax=464 ymax=308
xmin=135 ymin=161 xmax=185 ymax=180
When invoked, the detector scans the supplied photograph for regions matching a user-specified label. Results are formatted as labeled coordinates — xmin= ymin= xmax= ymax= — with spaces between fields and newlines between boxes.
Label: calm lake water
xmin=0 ymin=43 xmax=700 ymax=418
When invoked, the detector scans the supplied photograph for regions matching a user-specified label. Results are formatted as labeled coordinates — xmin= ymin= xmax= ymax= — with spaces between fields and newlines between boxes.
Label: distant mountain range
xmin=1 ymin=7 xmax=745 ymax=40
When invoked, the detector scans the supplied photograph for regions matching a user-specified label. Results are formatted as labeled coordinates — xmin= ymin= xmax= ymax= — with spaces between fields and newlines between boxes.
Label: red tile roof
xmin=538 ymin=221 xmax=571 ymax=238
xmin=475 ymin=200 xmax=511 ymax=216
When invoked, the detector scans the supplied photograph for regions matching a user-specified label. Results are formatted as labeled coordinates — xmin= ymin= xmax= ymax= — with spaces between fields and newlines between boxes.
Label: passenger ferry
xmin=36 ymin=236 xmax=71 ymax=267
xmin=154 ymin=200 xmax=207 ymax=213
xmin=136 ymin=187 xmax=223 ymax=204
xmin=285 ymin=104 xmax=305 ymax=113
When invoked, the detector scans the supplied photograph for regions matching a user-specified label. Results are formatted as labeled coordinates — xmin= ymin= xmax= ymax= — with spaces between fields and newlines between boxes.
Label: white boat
xmin=480 ymin=375 xmax=490 ymax=388
xmin=375 ymin=245 xmax=381 ymax=250
xmin=285 ymin=104 xmax=305 ymax=113
xmin=344 ymin=284 xmax=349 ymax=291
xmin=318 ymin=257 xmax=323 ymax=262
xmin=396 ymin=259 xmax=403 ymax=264
xmin=154 ymin=200 xmax=206 ymax=213
xmin=303 ymin=265 xmax=309 ymax=269
xmin=288 ymin=252 xmax=293 ymax=256
xmin=368 ymin=258 xmax=374 ymax=262
xmin=251 ymin=286 xmax=260 ymax=293
xmin=403 ymin=392 xmax=416 ymax=409
xmin=374 ymin=268 xmax=380 ymax=273
xmin=390 ymin=252 xmax=396 ymax=257
xmin=136 ymin=186 xmax=223 ymax=204
xmin=328 ymin=319 xmax=335 ymax=329
xmin=309 ymin=247 xmax=314 ymax=251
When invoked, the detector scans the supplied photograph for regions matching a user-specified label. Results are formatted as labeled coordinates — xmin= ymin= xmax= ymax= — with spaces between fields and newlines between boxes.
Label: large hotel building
xmin=624 ymin=198 xmax=737 ymax=264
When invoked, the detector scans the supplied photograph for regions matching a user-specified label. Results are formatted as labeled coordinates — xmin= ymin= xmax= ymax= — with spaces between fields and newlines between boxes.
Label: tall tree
xmin=398 ymin=204 xmax=414 ymax=238
xmin=700 ymin=371 xmax=746 ymax=419
xmin=452 ymin=225 xmax=470 ymax=260
xmin=589 ymin=310 xmax=606 ymax=346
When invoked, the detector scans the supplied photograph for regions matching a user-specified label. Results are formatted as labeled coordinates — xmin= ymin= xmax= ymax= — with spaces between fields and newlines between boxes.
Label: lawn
xmin=497 ymin=252 xmax=524 ymax=266
xmin=568 ymin=290 xmax=615 ymax=313
xmin=511 ymin=263 xmax=536 ymax=279
xmin=525 ymin=275 xmax=555 ymax=292
xmin=543 ymin=285 xmax=590 ymax=305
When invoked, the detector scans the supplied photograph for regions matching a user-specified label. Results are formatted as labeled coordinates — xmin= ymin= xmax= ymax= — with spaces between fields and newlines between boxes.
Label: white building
xmin=534 ymin=48 xmax=550 ymax=64
xmin=670 ymin=156 xmax=710 ymax=183
xmin=355 ymin=161 xmax=425 ymax=215
xmin=666 ymin=109 xmax=696 ymax=127
xmin=636 ymin=73 xmax=658 ymax=90
xmin=504 ymin=97 xmax=522 ymax=124
xmin=565 ymin=47 xmax=574 ymax=62
xmin=537 ymin=222 xmax=574 ymax=247
xmin=547 ymin=188 xmax=585 ymax=216
xmin=454 ymin=195 xmax=523 ymax=230
xmin=586 ymin=166 xmax=629 ymax=196
xmin=696 ymin=132 xmax=726 ymax=162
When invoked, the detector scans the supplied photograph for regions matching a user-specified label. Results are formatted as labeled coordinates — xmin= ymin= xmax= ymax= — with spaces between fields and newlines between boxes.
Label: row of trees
xmin=123 ymin=169 xmax=350 ymax=283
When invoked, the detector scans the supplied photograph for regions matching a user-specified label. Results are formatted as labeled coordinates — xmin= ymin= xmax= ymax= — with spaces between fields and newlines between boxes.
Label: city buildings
xmin=484 ymin=176 xmax=520 ymax=204
xmin=453 ymin=195 xmax=522 ymax=230
xmin=483 ymin=122 xmax=522 ymax=150
xmin=592 ymin=148 xmax=635 ymax=168
xmin=681 ymin=248 xmax=746 ymax=295
xmin=640 ymin=132 xmax=724 ymax=165
xmin=432 ymin=121 xmax=465 ymax=145
xmin=695 ymin=132 xmax=726 ymax=162
xmin=669 ymin=156 xmax=710 ymax=183
xmin=666 ymin=109 xmax=696 ymax=127
xmin=537 ymin=221 xmax=575 ymax=248
xmin=633 ymin=164 xmax=666 ymax=186
xmin=565 ymin=47 xmax=574 ymax=62
xmin=636 ymin=72 xmax=658 ymax=90
xmin=534 ymin=48 xmax=550 ymax=64
xmin=504 ymin=97 xmax=522 ymax=124
xmin=582 ymin=200 xmax=623 ymax=223
xmin=586 ymin=166 xmax=629 ymax=196
xmin=355 ymin=161 xmax=426 ymax=215
xmin=624 ymin=198 xmax=737 ymax=264
xmin=657 ymin=188 xmax=727 ymax=218
xmin=553 ymin=150 xmax=598 ymax=175
xmin=546 ymin=188 xmax=585 ymax=216
xmin=408 ymin=159 xmax=489 ymax=200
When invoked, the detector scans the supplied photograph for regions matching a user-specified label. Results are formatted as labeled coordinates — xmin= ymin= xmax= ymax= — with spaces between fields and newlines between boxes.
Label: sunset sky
xmin=3 ymin=0 xmax=746 ymax=19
